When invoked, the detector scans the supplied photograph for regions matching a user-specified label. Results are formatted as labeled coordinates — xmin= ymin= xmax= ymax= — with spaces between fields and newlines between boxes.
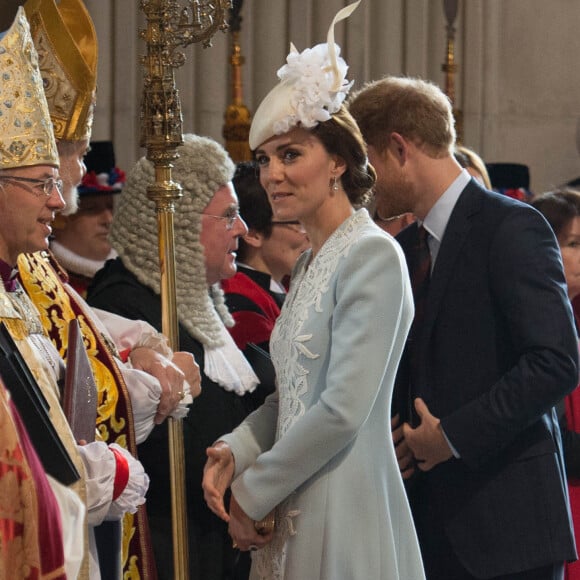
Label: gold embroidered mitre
xmin=0 ymin=7 xmax=59 ymax=170
xmin=25 ymin=0 xmax=98 ymax=142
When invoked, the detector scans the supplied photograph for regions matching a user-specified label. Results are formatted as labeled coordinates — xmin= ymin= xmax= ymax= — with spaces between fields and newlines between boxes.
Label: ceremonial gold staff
xmin=139 ymin=1 xmax=231 ymax=576
xmin=223 ymin=0 xmax=252 ymax=162
xmin=442 ymin=0 xmax=463 ymax=143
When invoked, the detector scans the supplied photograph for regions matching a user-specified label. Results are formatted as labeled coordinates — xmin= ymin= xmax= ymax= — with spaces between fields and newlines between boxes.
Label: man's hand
xmin=172 ymin=351 xmax=201 ymax=399
xmin=402 ymin=398 xmax=453 ymax=471
xmin=391 ymin=414 xmax=416 ymax=479
xmin=202 ymin=442 xmax=235 ymax=522
xmin=129 ymin=347 xmax=192 ymax=424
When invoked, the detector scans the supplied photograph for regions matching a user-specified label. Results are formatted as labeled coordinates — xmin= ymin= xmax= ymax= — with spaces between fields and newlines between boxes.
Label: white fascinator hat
xmin=248 ymin=0 xmax=361 ymax=151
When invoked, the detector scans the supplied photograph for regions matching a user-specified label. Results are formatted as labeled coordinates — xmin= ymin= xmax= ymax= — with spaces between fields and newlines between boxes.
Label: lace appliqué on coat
xmin=257 ymin=210 xmax=367 ymax=580
xmin=254 ymin=507 xmax=300 ymax=580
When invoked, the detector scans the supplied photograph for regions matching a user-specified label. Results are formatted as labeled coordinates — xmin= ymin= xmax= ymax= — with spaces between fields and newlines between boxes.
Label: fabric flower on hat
xmin=248 ymin=0 xmax=360 ymax=150
xmin=273 ymin=42 xmax=353 ymax=136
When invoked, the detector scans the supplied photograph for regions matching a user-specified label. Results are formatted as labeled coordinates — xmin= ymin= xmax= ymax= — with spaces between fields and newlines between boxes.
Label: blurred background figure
xmin=222 ymin=161 xmax=310 ymax=412
xmin=370 ymin=202 xmax=416 ymax=237
xmin=454 ymin=145 xmax=492 ymax=189
xmin=531 ymin=187 xmax=580 ymax=580
xmin=366 ymin=149 xmax=418 ymax=237
xmin=367 ymin=173 xmax=416 ymax=236
xmin=486 ymin=161 xmax=534 ymax=202
xmin=51 ymin=141 xmax=125 ymax=297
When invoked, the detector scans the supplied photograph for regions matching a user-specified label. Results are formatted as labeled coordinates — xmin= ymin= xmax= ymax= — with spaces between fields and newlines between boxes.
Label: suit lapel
xmin=395 ymin=182 xmax=485 ymax=404
xmin=422 ymin=182 xmax=484 ymax=338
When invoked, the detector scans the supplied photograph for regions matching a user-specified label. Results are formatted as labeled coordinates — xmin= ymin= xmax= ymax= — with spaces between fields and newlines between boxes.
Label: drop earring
xmin=332 ymin=176 xmax=339 ymax=191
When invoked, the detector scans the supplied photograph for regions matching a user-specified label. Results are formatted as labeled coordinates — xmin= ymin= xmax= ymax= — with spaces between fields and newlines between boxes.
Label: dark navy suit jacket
xmin=395 ymin=179 xmax=578 ymax=578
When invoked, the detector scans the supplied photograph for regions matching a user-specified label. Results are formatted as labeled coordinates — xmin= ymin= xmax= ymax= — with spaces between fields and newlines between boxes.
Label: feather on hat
xmin=248 ymin=1 xmax=361 ymax=150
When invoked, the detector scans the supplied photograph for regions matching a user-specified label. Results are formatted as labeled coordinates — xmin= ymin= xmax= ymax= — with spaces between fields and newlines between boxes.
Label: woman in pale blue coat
xmin=202 ymin=3 xmax=425 ymax=579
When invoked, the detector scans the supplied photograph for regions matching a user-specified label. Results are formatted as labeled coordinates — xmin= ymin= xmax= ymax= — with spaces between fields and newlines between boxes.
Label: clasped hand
xmin=392 ymin=398 xmax=452 ymax=476
xmin=129 ymin=347 xmax=201 ymax=424
xmin=202 ymin=442 xmax=273 ymax=552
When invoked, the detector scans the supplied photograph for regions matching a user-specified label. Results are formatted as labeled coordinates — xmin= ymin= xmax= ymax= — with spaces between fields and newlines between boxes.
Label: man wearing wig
xmin=87 ymin=132 xmax=259 ymax=579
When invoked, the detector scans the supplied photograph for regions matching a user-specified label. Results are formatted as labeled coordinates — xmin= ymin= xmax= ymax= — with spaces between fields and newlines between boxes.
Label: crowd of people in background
xmin=2 ymin=1 xmax=580 ymax=579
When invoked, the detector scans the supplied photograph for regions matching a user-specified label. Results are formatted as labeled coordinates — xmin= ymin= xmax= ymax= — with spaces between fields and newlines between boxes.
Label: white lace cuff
xmin=78 ymin=441 xmax=149 ymax=524
xmin=121 ymin=364 xmax=192 ymax=443
xmin=106 ymin=443 xmax=149 ymax=520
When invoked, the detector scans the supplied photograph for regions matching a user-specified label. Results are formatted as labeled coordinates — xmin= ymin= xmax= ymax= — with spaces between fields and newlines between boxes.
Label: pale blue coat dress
xmin=221 ymin=209 xmax=425 ymax=580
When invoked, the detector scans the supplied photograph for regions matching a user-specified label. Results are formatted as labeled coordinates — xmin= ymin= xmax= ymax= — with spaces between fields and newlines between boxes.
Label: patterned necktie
xmin=407 ymin=225 xmax=431 ymax=418
xmin=410 ymin=225 xmax=431 ymax=331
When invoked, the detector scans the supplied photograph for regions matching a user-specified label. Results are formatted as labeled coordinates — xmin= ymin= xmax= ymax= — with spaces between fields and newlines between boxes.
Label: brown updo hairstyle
xmin=311 ymin=105 xmax=376 ymax=208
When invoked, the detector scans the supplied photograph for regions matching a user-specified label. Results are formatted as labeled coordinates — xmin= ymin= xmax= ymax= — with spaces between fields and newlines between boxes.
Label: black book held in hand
xmin=63 ymin=318 xmax=98 ymax=444
xmin=0 ymin=322 xmax=80 ymax=485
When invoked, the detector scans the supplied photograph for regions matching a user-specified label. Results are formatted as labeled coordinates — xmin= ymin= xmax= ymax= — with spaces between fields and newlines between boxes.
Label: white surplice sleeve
xmin=47 ymin=474 xmax=86 ymax=580
xmin=70 ymin=296 xmax=191 ymax=442
xmin=77 ymin=441 xmax=149 ymax=526
xmin=92 ymin=308 xmax=172 ymax=357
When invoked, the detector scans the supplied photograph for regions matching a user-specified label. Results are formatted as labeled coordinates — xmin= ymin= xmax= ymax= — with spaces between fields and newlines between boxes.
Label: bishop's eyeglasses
xmin=0 ymin=175 xmax=64 ymax=197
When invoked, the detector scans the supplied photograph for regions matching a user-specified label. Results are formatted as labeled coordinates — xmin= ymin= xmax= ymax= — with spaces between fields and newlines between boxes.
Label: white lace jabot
xmin=204 ymin=323 xmax=259 ymax=396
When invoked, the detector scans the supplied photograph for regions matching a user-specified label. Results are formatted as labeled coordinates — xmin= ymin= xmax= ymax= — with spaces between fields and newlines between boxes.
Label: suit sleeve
xmin=441 ymin=206 xmax=579 ymax=468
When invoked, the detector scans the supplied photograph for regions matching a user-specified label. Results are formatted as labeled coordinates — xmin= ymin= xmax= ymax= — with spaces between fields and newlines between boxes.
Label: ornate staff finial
xmin=223 ymin=0 xmax=252 ymax=161
xmin=442 ymin=0 xmax=463 ymax=144
xmin=138 ymin=1 xmax=231 ymax=578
